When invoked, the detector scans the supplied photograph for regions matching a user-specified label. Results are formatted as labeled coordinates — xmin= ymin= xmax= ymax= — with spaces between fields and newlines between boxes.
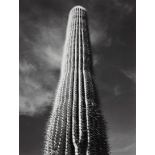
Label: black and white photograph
xmin=19 ymin=0 xmax=136 ymax=155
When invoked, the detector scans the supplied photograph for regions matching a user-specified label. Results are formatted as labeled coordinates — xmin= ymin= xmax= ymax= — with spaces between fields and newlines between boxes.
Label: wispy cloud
xmin=19 ymin=60 xmax=58 ymax=116
xmin=19 ymin=10 xmax=64 ymax=116
xmin=32 ymin=25 xmax=63 ymax=69
xmin=19 ymin=61 xmax=36 ymax=73
xmin=112 ymin=143 xmax=135 ymax=153
xmin=19 ymin=72 xmax=54 ymax=116
xmin=121 ymin=69 xmax=136 ymax=83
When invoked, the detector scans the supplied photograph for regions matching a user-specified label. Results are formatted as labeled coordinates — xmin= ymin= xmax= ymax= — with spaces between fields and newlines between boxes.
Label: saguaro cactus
xmin=44 ymin=6 xmax=109 ymax=155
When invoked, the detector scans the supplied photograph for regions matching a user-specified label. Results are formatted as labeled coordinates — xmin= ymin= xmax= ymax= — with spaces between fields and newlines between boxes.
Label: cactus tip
xmin=70 ymin=5 xmax=86 ymax=12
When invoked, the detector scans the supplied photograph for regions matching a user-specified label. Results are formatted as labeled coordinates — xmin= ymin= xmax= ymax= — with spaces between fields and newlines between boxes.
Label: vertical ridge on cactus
xmin=44 ymin=5 xmax=110 ymax=155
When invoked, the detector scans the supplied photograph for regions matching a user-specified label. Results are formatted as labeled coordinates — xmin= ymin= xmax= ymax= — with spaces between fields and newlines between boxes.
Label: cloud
xmin=121 ymin=69 xmax=136 ymax=83
xmin=19 ymin=92 xmax=52 ymax=116
xmin=89 ymin=21 xmax=111 ymax=47
xmin=19 ymin=61 xmax=36 ymax=73
xmin=19 ymin=72 xmax=54 ymax=116
xmin=19 ymin=60 xmax=58 ymax=116
xmin=32 ymin=25 xmax=63 ymax=69
xmin=112 ymin=143 xmax=135 ymax=153
xmin=108 ymin=129 xmax=136 ymax=155
xmin=19 ymin=2 xmax=66 ymax=116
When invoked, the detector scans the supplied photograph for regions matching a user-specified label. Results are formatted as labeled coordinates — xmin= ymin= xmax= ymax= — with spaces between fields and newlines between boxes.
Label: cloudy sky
xmin=19 ymin=0 xmax=136 ymax=155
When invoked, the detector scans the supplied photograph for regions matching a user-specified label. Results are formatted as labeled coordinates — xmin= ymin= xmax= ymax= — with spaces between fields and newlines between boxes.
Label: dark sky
xmin=19 ymin=0 xmax=136 ymax=155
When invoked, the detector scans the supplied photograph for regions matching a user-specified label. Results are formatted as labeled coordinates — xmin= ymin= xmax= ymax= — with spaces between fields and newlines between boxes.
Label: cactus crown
xmin=44 ymin=6 xmax=109 ymax=155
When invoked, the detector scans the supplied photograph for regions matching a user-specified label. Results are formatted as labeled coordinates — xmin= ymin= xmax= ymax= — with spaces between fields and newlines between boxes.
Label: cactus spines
xmin=44 ymin=6 xmax=109 ymax=155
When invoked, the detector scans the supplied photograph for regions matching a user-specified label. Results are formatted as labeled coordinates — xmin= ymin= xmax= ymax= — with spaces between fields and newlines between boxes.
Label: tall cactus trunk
xmin=44 ymin=6 xmax=109 ymax=155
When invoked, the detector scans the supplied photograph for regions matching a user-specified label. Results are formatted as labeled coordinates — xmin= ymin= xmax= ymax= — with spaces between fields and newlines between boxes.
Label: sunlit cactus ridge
xmin=44 ymin=5 xmax=110 ymax=155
